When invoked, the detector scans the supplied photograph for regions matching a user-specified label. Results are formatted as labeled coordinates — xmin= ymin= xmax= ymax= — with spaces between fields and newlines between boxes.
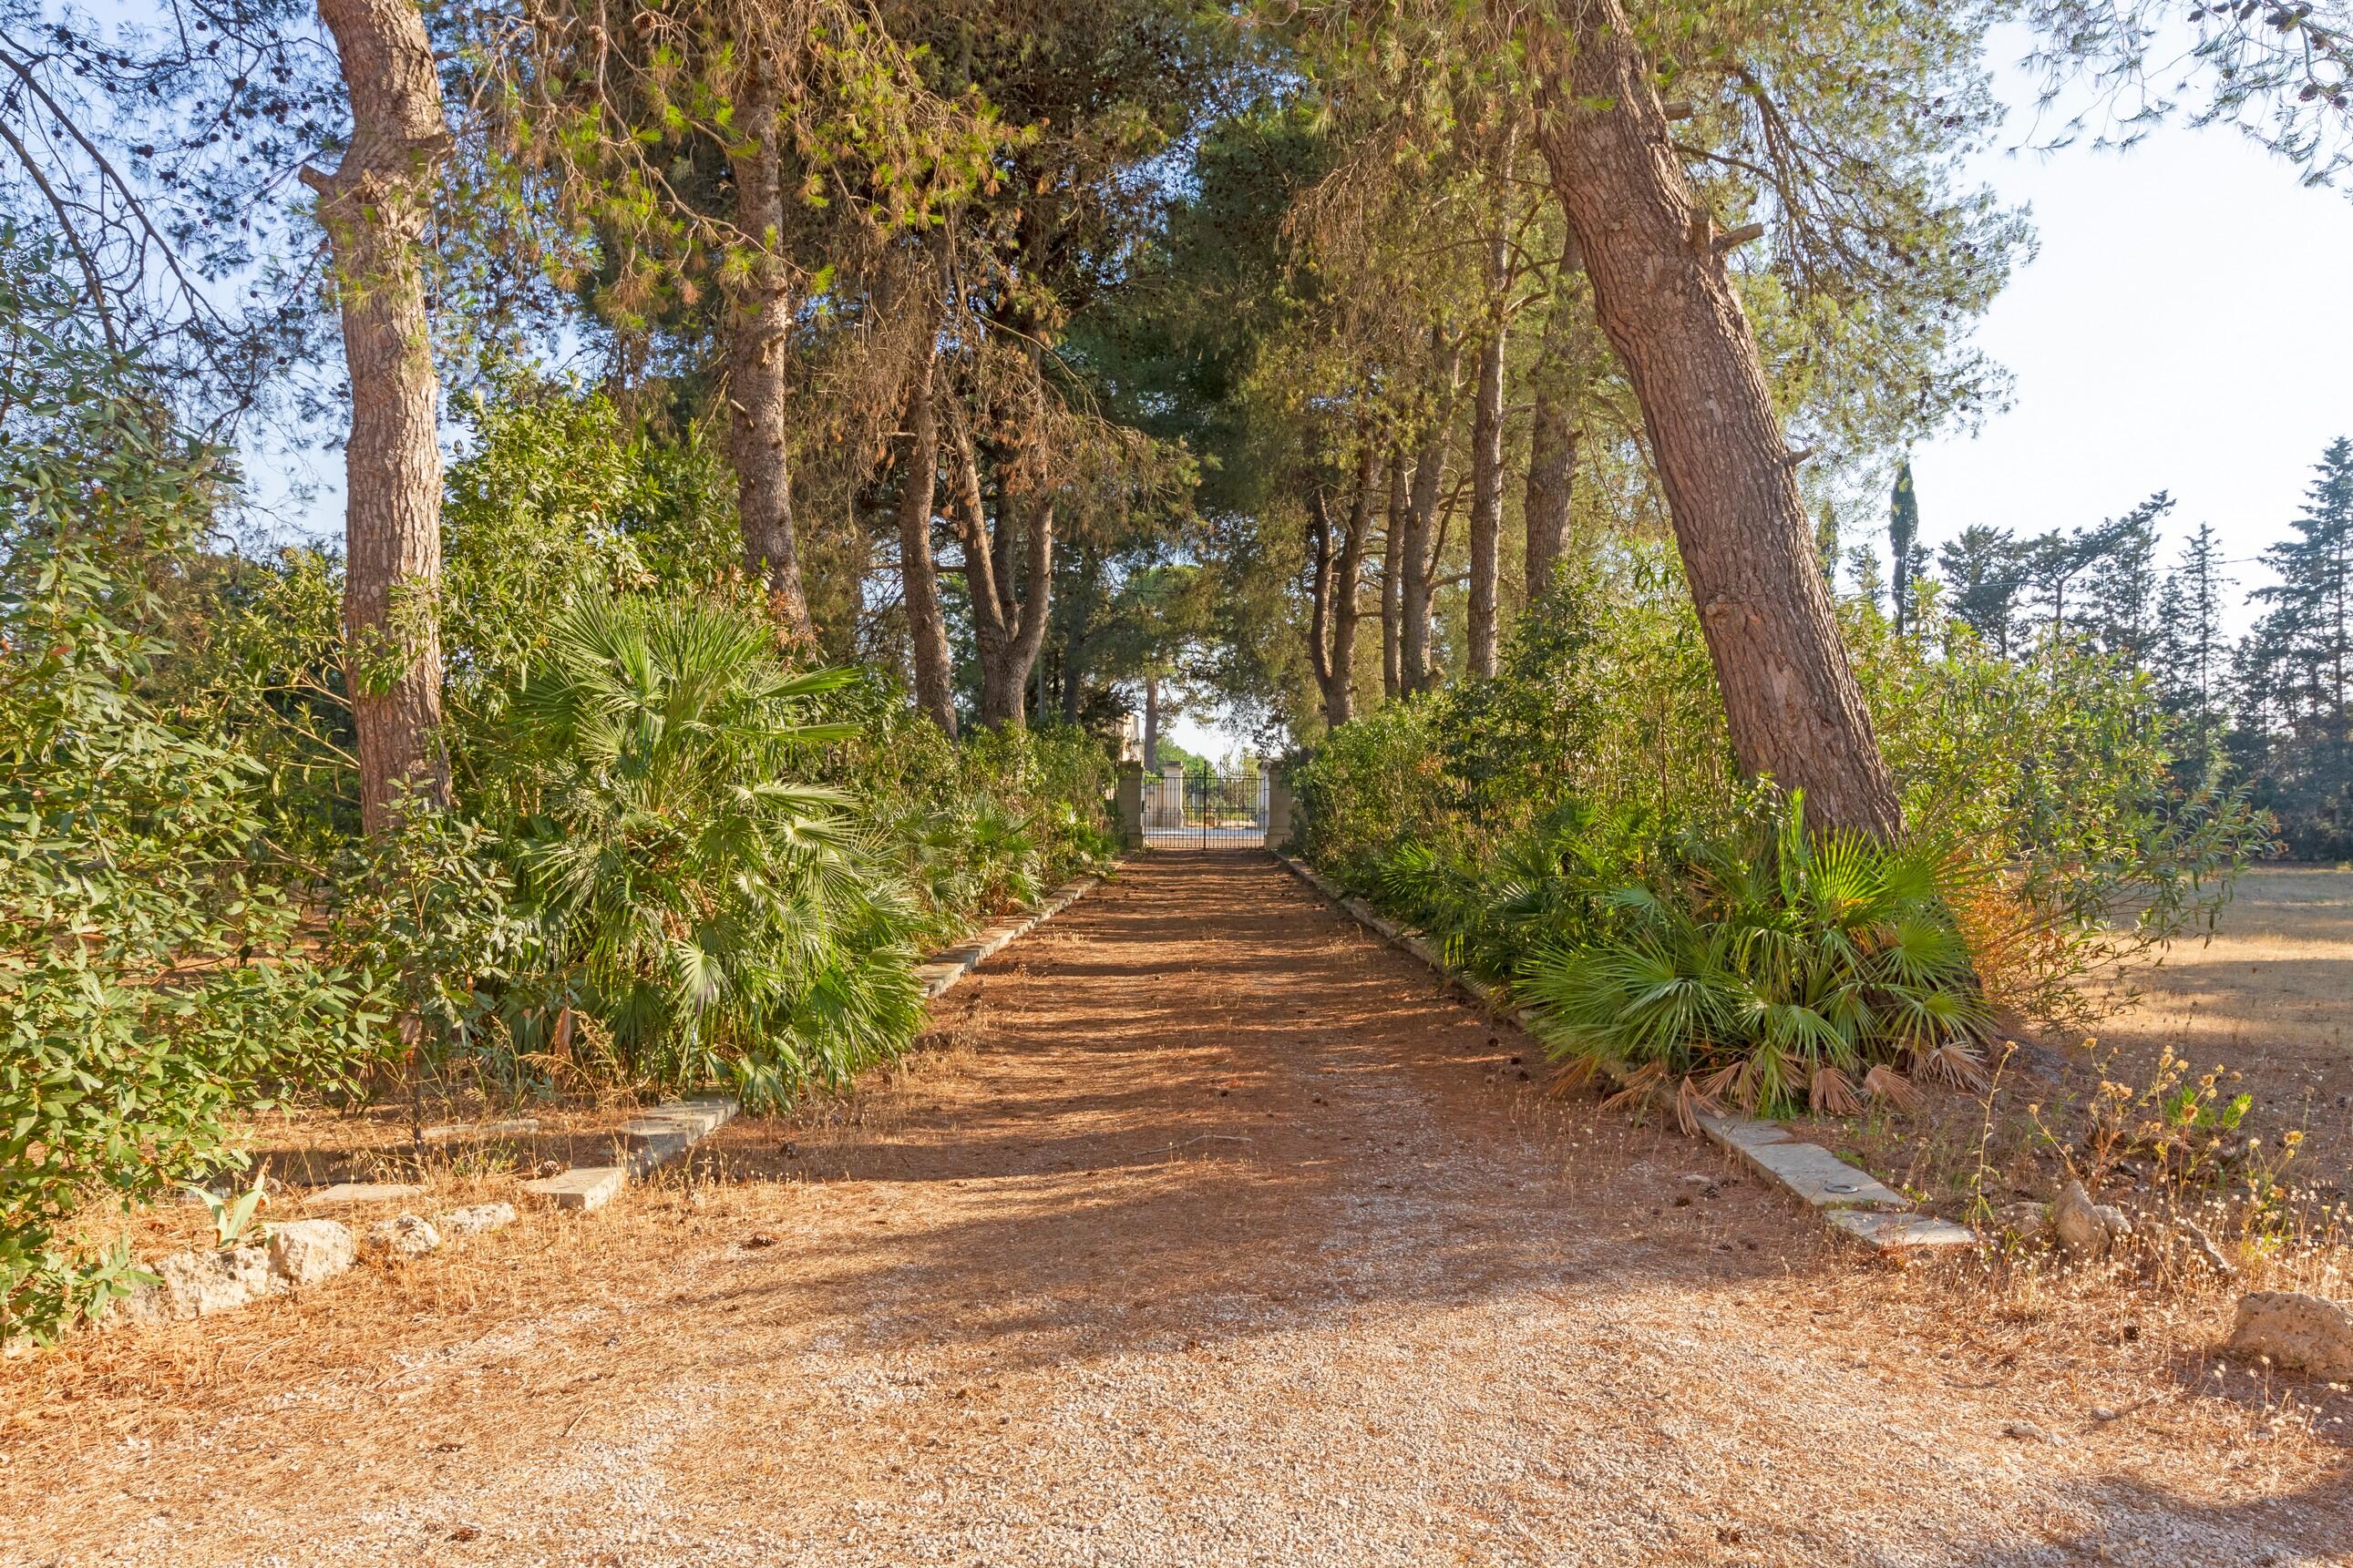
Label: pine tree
xmin=2172 ymin=521 xmax=2229 ymax=716
xmin=2024 ymin=494 xmax=2170 ymax=649
xmin=2085 ymin=496 xmax=2167 ymax=664
xmin=2240 ymin=438 xmax=2353 ymax=857
xmin=1888 ymin=458 xmax=1919 ymax=636
xmin=1937 ymin=525 xmax=2028 ymax=656
xmin=1845 ymin=542 xmax=1885 ymax=612
xmin=2255 ymin=436 xmax=2353 ymax=733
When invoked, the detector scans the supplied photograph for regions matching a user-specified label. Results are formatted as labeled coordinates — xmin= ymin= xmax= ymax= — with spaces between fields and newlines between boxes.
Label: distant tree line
xmin=1858 ymin=437 xmax=2353 ymax=859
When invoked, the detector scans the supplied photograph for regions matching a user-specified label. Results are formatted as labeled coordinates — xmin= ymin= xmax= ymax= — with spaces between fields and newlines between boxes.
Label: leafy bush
xmin=0 ymin=343 xmax=1123 ymax=1320
xmin=0 ymin=305 xmax=384 ymax=1341
xmin=814 ymin=687 xmax=1119 ymax=939
xmin=1288 ymin=699 xmax=1454 ymax=884
xmin=1852 ymin=606 xmax=2266 ymax=1020
xmin=164 ymin=379 xmax=1119 ymax=1114
xmin=1290 ymin=538 xmax=2266 ymax=1112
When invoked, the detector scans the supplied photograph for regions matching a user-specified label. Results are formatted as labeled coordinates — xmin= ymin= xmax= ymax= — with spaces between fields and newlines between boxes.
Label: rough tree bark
xmin=950 ymin=419 xmax=1053 ymax=729
xmin=725 ymin=68 xmax=816 ymax=646
xmin=1524 ymin=387 xmax=1576 ymax=601
xmin=1326 ymin=445 xmax=1373 ymax=727
xmin=1402 ymin=333 xmax=1463 ymax=694
xmin=303 ymin=0 xmax=451 ymax=835
xmin=1305 ymin=462 xmax=1371 ymax=730
xmin=1307 ymin=487 xmax=1336 ymax=713
xmin=1527 ymin=1 xmax=1901 ymax=835
xmin=1056 ymin=548 xmax=1100 ymax=726
xmin=894 ymin=328 xmax=956 ymax=737
xmin=1466 ymin=325 xmax=1506 ymax=679
xmin=1381 ymin=446 xmax=1405 ymax=702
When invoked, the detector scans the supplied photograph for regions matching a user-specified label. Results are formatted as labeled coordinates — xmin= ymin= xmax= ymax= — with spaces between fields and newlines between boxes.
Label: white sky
xmin=1906 ymin=56 xmax=2353 ymax=630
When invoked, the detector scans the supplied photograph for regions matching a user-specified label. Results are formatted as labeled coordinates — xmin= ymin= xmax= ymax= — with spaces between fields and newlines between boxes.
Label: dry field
xmin=2 ymin=855 xmax=2348 ymax=1566
xmin=2090 ymin=866 xmax=2353 ymax=1187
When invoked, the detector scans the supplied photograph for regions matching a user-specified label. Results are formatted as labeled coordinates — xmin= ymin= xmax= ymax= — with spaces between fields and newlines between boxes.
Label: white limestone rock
xmin=124 ymin=1246 xmax=274 ymax=1323
xmin=2228 ymin=1291 xmax=2353 ymax=1380
xmin=440 ymin=1203 xmax=517 ymax=1238
xmin=2051 ymin=1179 xmax=2132 ymax=1259
xmin=365 ymin=1214 xmax=442 ymax=1262
xmin=267 ymin=1219 xmax=356 ymax=1287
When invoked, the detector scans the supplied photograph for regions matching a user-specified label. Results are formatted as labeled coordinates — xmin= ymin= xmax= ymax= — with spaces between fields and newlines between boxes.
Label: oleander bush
xmin=0 ymin=304 xmax=387 ymax=1341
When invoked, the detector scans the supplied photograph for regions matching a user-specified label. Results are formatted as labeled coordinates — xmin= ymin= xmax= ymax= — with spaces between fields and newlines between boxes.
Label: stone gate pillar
xmin=1115 ymin=762 xmax=1145 ymax=852
xmin=1267 ymin=766 xmax=1295 ymax=850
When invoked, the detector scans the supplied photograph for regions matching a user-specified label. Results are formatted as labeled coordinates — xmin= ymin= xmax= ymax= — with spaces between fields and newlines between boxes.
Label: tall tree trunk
xmin=725 ymin=72 xmax=816 ymax=646
xmin=1143 ymin=673 xmax=1161 ymax=770
xmin=304 ymin=0 xmax=450 ymax=836
xmin=1524 ymin=299 xmax=1578 ymax=603
xmin=1306 ymin=488 xmax=1337 ymax=712
xmin=1327 ymin=445 xmax=1374 ymax=728
xmin=1527 ymin=2 xmax=1900 ymax=835
xmin=997 ymin=490 xmax=1053 ymax=727
xmin=1467 ymin=324 xmax=1506 ymax=681
xmin=894 ymin=331 xmax=956 ymax=737
xmin=1057 ymin=548 xmax=1098 ymax=725
xmin=1524 ymin=394 xmax=1577 ymax=605
xmin=1381 ymin=446 xmax=1405 ymax=702
xmin=1403 ymin=334 xmax=1462 ymax=694
xmin=1466 ymin=143 xmax=1514 ymax=680
xmin=950 ymin=420 xmax=1053 ymax=729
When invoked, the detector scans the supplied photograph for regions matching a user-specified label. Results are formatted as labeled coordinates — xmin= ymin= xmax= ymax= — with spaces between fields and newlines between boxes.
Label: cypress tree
xmin=1888 ymin=458 xmax=1919 ymax=636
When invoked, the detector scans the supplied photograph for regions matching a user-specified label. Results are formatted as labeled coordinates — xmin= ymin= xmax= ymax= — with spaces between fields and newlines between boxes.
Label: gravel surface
xmin=8 ymin=854 xmax=2348 ymax=1566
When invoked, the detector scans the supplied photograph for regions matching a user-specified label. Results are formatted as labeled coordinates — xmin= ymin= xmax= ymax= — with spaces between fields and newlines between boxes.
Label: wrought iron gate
xmin=1141 ymin=769 xmax=1269 ymax=849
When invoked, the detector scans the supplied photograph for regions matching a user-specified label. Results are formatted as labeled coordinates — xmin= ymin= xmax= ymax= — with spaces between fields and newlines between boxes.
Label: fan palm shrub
xmin=495 ymin=594 xmax=925 ymax=1108
xmin=1362 ymin=798 xmax=1660 ymax=982
xmin=1516 ymin=794 xmax=1992 ymax=1126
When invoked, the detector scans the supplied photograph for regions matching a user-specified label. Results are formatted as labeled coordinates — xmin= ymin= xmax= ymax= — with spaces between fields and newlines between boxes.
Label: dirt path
xmin=7 ymin=855 xmax=2348 ymax=1566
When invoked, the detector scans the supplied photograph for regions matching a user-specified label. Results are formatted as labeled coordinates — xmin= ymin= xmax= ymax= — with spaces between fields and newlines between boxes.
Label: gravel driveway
xmin=8 ymin=854 xmax=2348 ymax=1566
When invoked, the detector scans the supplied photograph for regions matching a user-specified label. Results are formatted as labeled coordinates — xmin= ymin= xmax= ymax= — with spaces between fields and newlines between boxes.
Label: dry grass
xmin=2086 ymin=866 xmax=2353 ymax=1182
xmin=1780 ymin=861 xmax=2353 ymax=1501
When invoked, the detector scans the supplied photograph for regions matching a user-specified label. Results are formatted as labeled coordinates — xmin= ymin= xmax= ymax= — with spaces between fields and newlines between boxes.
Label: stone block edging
xmin=1275 ymin=853 xmax=1977 ymax=1256
xmin=914 ymin=872 xmax=1108 ymax=1003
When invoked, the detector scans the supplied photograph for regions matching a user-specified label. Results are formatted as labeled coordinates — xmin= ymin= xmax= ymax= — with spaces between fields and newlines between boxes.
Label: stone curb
xmin=914 ymin=873 xmax=1108 ymax=1003
xmin=520 ymin=1094 xmax=740 ymax=1213
xmin=1275 ymin=853 xmax=1978 ymax=1256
